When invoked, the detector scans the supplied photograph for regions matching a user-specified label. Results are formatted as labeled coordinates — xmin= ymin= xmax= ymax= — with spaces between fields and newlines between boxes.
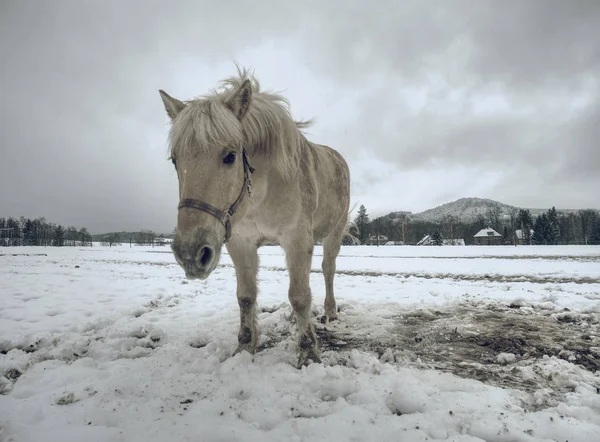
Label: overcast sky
xmin=1 ymin=0 xmax=599 ymax=233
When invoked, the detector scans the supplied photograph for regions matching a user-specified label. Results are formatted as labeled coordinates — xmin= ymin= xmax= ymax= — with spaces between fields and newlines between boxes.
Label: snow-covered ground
xmin=1 ymin=245 xmax=599 ymax=442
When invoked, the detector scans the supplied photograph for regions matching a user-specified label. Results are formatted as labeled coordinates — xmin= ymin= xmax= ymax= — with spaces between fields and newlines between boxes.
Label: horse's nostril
xmin=197 ymin=246 xmax=214 ymax=268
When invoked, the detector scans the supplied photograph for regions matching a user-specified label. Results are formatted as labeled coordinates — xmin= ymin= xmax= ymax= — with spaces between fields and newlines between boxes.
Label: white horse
xmin=159 ymin=68 xmax=351 ymax=366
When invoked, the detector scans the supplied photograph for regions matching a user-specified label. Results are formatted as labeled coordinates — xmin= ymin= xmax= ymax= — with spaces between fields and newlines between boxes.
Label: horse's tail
xmin=342 ymin=204 xmax=360 ymax=244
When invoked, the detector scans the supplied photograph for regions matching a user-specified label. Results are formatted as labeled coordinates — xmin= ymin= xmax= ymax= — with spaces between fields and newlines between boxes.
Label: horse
xmin=159 ymin=67 xmax=351 ymax=367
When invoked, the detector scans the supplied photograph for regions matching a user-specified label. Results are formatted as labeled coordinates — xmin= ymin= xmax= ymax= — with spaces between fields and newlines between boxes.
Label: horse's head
xmin=159 ymin=79 xmax=253 ymax=280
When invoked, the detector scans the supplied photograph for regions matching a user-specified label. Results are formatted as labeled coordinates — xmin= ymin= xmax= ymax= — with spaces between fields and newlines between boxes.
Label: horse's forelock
xmin=168 ymin=67 xmax=312 ymax=179
xmin=169 ymin=99 xmax=244 ymax=156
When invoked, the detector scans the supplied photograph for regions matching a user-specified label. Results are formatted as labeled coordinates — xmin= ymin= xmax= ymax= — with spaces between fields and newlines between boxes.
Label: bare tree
xmin=485 ymin=204 xmax=502 ymax=231
xmin=66 ymin=226 xmax=78 ymax=246
xmin=135 ymin=230 xmax=156 ymax=246
xmin=101 ymin=232 xmax=121 ymax=247
xmin=78 ymin=228 xmax=92 ymax=246
xmin=507 ymin=207 xmax=519 ymax=244
xmin=441 ymin=214 xmax=461 ymax=242
xmin=392 ymin=213 xmax=413 ymax=244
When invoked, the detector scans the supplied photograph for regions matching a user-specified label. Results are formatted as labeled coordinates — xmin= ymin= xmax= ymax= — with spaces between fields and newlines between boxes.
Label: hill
xmin=406 ymin=197 xmax=580 ymax=224
xmin=409 ymin=198 xmax=516 ymax=223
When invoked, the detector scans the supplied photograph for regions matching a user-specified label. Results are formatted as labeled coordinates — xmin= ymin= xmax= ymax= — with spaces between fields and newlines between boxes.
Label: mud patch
xmin=259 ymin=300 xmax=600 ymax=406
xmin=389 ymin=304 xmax=600 ymax=375
xmin=358 ymin=302 xmax=598 ymax=396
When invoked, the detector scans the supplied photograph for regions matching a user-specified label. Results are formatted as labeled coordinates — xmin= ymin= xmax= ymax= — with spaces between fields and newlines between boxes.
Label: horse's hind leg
xmin=321 ymin=224 xmax=344 ymax=323
xmin=282 ymin=232 xmax=321 ymax=367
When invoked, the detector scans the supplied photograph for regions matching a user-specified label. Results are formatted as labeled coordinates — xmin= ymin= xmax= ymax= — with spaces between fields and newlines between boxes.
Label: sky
xmin=1 ymin=0 xmax=599 ymax=234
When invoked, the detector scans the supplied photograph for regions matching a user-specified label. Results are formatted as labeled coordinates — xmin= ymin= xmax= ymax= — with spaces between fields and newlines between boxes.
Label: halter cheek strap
xmin=177 ymin=148 xmax=255 ymax=243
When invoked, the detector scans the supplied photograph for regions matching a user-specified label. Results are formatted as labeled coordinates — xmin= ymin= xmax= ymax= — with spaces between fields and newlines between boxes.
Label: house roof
xmin=416 ymin=234 xmax=431 ymax=245
xmin=473 ymin=227 xmax=502 ymax=237
xmin=515 ymin=229 xmax=534 ymax=239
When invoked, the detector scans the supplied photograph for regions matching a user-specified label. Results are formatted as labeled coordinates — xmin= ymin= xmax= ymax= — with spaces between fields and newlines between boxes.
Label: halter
xmin=177 ymin=148 xmax=255 ymax=243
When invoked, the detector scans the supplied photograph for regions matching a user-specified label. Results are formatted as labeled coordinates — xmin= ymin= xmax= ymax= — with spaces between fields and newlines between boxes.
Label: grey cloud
xmin=555 ymin=98 xmax=600 ymax=179
xmin=0 ymin=0 xmax=309 ymax=233
xmin=290 ymin=0 xmax=600 ymax=209
xmin=1 ymin=0 xmax=598 ymax=233
xmin=297 ymin=0 xmax=600 ymax=89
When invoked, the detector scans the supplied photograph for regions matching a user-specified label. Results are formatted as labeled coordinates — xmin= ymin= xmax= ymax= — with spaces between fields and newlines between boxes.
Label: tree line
xmin=0 ymin=217 xmax=92 ymax=247
xmin=0 ymin=217 xmax=165 ymax=247
xmin=96 ymin=230 xmax=162 ymax=247
xmin=351 ymin=205 xmax=600 ymax=245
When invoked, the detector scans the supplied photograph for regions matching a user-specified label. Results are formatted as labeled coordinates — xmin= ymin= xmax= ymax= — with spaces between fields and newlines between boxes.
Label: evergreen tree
xmin=354 ymin=205 xmax=370 ymax=243
xmin=592 ymin=215 xmax=600 ymax=244
xmin=579 ymin=209 xmax=596 ymax=245
xmin=532 ymin=214 xmax=549 ymax=245
xmin=22 ymin=219 xmax=34 ymax=246
xmin=0 ymin=217 xmax=6 ymax=246
xmin=431 ymin=230 xmax=443 ymax=246
xmin=31 ymin=218 xmax=42 ymax=246
xmin=547 ymin=207 xmax=560 ymax=245
xmin=517 ymin=209 xmax=533 ymax=244
xmin=54 ymin=225 xmax=65 ymax=246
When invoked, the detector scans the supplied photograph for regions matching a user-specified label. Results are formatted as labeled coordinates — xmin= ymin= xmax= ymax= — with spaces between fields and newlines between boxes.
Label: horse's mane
xmin=169 ymin=66 xmax=312 ymax=178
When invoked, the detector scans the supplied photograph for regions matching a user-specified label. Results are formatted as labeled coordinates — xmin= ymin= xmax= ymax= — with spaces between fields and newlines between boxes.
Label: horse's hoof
xmin=297 ymin=348 xmax=322 ymax=368
xmin=320 ymin=313 xmax=339 ymax=324
xmin=234 ymin=343 xmax=256 ymax=357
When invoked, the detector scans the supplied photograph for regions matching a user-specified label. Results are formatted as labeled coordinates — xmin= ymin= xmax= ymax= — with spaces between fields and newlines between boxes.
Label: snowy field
xmin=1 ymin=244 xmax=600 ymax=442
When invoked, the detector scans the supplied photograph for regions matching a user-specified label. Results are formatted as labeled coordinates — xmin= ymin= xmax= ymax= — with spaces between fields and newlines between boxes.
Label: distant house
xmin=473 ymin=227 xmax=503 ymax=245
xmin=515 ymin=229 xmax=534 ymax=245
xmin=444 ymin=238 xmax=466 ymax=246
xmin=384 ymin=240 xmax=405 ymax=246
xmin=342 ymin=234 xmax=361 ymax=246
xmin=365 ymin=234 xmax=388 ymax=246
xmin=154 ymin=237 xmax=173 ymax=246
xmin=417 ymin=234 xmax=465 ymax=246
xmin=417 ymin=234 xmax=432 ymax=245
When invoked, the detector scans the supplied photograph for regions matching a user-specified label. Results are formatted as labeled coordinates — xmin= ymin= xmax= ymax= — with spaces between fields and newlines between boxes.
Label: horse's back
xmin=308 ymin=142 xmax=350 ymax=239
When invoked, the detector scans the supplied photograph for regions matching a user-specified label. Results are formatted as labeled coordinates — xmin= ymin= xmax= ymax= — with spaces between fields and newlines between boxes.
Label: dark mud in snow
xmin=259 ymin=300 xmax=600 ymax=405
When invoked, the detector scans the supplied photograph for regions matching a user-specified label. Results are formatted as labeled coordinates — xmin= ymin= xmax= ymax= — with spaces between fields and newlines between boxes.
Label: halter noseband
xmin=177 ymin=148 xmax=255 ymax=243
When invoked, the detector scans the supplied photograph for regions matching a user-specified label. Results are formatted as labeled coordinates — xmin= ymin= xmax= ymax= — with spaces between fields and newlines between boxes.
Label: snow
xmin=496 ymin=353 xmax=517 ymax=364
xmin=1 ymin=244 xmax=600 ymax=441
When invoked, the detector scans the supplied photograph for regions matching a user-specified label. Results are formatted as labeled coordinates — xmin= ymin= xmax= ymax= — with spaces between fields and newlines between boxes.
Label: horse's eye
xmin=223 ymin=152 xmax=236 ymax=165
xmin=171 ymin=157 xmax=177 ymax=168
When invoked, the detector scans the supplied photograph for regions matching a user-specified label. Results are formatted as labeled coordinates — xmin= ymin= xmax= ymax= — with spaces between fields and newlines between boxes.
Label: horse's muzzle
xmin=171 ymin=232 xmax=221 ymax=280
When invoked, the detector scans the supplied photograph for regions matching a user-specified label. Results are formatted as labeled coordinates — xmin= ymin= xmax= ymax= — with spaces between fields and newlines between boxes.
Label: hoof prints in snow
xmin=0 ymin=327 xmax=164 ymax=388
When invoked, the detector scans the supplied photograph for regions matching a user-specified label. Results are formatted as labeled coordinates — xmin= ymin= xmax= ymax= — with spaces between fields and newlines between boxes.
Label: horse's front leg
xmin=283 ymin=235 xmax=321 ymax=367
xmin=227 ymin=238 xmax=259 ymax=355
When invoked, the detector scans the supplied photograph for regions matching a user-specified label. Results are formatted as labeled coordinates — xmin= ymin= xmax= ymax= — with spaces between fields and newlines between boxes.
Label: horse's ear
xmin=159 ymin=90 xmax=186 ymax=120
xmin=226 ymin=79 xmax=252 ymax=120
